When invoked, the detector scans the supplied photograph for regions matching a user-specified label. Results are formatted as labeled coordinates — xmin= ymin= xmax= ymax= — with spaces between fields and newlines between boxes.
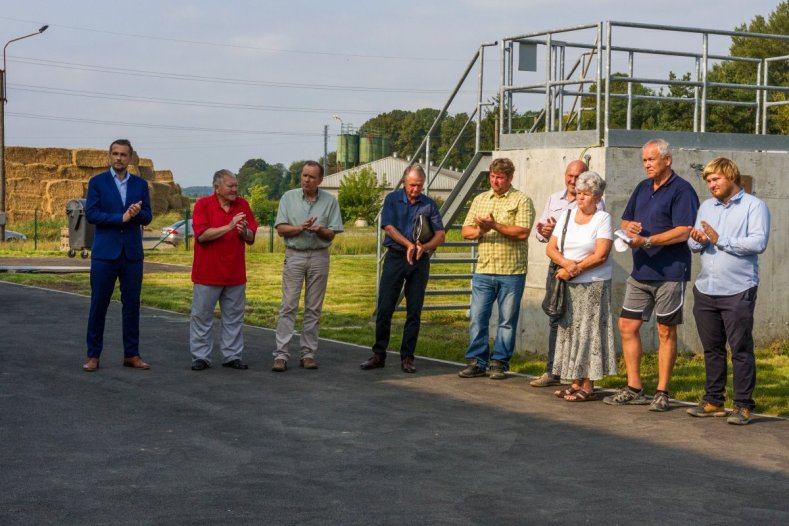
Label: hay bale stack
xmin=6 ymin=147 xmax=72 ymax=165
xmin=7 ymin=210 xmax=37 ymax=223
xmin=43 ymin=179 xmax=87 ymax=200
xmin=73 ymin=148 xmax=140 ymax=167
xmin=7 ymin=178 xmax=45 ymax=195
xmin=47 ymin=195 xmax=84 ymax=217
xmin=168 ymin=193 xmax=189 ymax=210
xmin=8 ymin=192 xmax=43 ymax=211
xmin=58 ymin=165 xmax=100 ymax=181
xmin=7 ymin=162 xmax=59 ymax=180
xmin=154 ymin=170 xmax=174 ymax=183
xmin=3 ymin=146 xmax=184 ymax=221
xmin=42 ymin=180 xmax=88 ymax=216
xmin=150 ymin=182 xmax=171 ymax=214
xmin=138 ymin=166 xmax=155 ymax=181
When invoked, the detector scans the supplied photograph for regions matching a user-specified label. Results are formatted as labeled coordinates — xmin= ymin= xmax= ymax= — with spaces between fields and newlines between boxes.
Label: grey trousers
xmin=190 ymin=283 xmax=246 ymax=364
xmin=274 ymin=247 xmax=330 ymax=361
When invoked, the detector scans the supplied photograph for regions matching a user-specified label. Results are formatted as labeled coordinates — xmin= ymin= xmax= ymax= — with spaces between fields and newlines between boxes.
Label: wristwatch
xmin=644 ymin=236 xmax=653 ymax=248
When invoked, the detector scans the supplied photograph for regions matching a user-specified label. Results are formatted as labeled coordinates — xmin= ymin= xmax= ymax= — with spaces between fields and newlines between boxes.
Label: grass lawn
xmin=2 ymin=231 xmax=787 ymax=416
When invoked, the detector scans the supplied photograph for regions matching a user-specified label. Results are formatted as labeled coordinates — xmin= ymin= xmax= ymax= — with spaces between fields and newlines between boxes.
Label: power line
xmin=8 ymin=82 xmax=382 ymax=115
xmin=7 ymin=112 xmax=328 ymax=136
xmin=0 ymin=15 xmax=461 ymax=62
xmin=9 ymin=55 xmax=455 ymax=94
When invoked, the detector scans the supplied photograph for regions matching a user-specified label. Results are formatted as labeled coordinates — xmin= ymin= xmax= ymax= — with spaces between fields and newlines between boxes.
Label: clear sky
xmin=1 ymin=0 xmax=782 ymax=187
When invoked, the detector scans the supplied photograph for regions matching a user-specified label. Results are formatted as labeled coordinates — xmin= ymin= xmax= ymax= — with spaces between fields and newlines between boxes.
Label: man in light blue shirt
xmin=686 ymin=157 xmax=770 ymax=425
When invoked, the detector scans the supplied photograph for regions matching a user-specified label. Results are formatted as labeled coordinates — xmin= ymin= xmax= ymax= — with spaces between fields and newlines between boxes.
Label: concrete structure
xmin=497 ymin=130 xmax=788 ymax=354
xmin=321 ymin=155 xmax=463 ymax=200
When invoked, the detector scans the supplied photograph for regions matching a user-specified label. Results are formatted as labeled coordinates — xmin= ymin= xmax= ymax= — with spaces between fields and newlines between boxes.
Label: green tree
xmin=247 ymin=183 xmax=279 ymax=224
xmin=237 ymin=159 xmax=269 ymax=195
xmin=359 ymin=110 xmax=410 ymax=153
xmin=436 ymin=112 xmax=475 ymax=169
xmin=243 ymin=163 xmax=289 ymax=200
xmin=337 ymin=167 xmax=388 ymax=223
xmin=651 ymin=71 xmax=695 ymax=131
xmin=707 ymin=1 xmax=789 ymax=134
xmin=286 ymin=160 xmax=305 ymax=189
xmin=580 ymin=75 xmax=658 ymax=130
xmin=396 ymin=108 xmax=441 ymax=161
xmin=316 ymin=152 xmax=337 ymax=175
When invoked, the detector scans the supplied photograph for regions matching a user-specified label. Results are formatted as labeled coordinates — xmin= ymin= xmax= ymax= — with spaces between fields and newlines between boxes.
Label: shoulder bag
xmin=541 ymin=210 xmax=572 ymax=317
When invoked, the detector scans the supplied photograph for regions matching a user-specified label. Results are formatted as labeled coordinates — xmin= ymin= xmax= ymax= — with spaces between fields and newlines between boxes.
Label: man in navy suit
xmin=82 ymin=139 xmax=153 ymax=372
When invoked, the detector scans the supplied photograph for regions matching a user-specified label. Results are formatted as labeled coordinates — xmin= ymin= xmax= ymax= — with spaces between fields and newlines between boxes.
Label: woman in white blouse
xmin=546 ymin=171 xmax=617 ymax=401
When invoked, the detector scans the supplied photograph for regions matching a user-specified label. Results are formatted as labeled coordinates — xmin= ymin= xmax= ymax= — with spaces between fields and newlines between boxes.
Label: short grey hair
xmin=575 ymin=170 xmax=606 ymax=198
xmin=213 ymin=169 xmax=235 ymax=187
xmin=402 ymin=164 xmax=426 ymax=181
xmin=643 ymin=138 xmax=670 ymax=159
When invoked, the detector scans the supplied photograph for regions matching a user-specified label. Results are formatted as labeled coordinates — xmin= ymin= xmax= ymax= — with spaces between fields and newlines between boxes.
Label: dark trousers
xmin=692 ymin=286 xmax=758 ymax=410
xmin=86 ymin=253 xmax=143 ymax=358
xmin=544 ymin=267 xmax=560 ymax=374
xmin=373 ymin=250 xmax=430 ymax=359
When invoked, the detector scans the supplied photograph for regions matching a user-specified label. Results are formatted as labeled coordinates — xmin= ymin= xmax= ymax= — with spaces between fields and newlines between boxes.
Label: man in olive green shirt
xmin=272 ymin=161 xmax=343 ymax=372
xmin=458 ymin=157 xmax=535 ymax=380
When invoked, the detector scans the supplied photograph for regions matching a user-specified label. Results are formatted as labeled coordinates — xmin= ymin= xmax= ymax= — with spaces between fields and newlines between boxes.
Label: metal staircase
xmin=404 ymin=151 xmax=492 ymax=312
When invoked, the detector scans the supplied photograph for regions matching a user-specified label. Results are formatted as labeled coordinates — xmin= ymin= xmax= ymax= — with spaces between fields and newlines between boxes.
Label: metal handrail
xmin=497 ymin=20 xmax=789 ymax=139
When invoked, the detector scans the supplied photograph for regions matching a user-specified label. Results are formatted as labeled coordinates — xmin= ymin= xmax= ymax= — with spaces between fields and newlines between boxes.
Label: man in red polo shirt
xmin=189 ymin=169 xmax=257 ymax=371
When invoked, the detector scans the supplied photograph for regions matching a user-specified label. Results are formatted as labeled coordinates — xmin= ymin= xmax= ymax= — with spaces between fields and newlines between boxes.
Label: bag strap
xmin=558 ymin=209 xmax=572 ymax=255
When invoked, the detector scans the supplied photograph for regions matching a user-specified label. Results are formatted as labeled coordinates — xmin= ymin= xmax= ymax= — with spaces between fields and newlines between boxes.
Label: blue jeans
xmin=465 ymin=273 xmax=526 ymax=370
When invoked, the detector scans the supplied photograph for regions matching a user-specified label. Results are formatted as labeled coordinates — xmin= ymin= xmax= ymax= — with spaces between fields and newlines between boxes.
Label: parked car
xmin=159 ymin=219 xmax=193 ymax=245
xmin=4 ymin=230 xmax=28 ymax=242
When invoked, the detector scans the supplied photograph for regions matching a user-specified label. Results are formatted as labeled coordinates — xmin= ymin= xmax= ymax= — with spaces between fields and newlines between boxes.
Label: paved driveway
xmin=0 ymin=281 xmax=787 ymax=525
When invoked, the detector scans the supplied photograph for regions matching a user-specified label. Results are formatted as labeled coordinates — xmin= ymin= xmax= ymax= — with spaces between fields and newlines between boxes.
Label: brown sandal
xmin=564 ymin=389 xmax=598 ymax=402
xmin=554 ymin=385 xmax=580 ymax=398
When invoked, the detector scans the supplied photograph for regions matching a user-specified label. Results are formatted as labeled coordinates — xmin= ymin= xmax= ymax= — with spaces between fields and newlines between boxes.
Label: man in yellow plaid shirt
xmin=458 ymin=158 xmax=535 ymax=380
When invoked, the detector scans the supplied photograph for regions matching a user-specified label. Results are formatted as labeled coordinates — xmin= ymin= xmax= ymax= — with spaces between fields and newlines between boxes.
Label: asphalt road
xmin=0 ymin=280 xmax=787 ymax=525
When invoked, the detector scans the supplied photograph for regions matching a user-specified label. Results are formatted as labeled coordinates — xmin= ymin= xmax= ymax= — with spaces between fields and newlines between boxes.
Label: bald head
xmin=565 ymin=160 xmax=588 ymax=196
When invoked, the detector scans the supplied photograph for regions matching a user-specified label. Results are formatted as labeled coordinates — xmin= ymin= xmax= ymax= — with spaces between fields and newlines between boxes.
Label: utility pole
xmin=1 ymin=24 xmax=49 ymax=242
xmin=323 ymin=124 xmax=328 ymax=177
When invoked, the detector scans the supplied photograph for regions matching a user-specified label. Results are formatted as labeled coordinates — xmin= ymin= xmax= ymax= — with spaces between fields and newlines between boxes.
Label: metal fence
xmin=498 ymin=21 xmax=789 ymax=140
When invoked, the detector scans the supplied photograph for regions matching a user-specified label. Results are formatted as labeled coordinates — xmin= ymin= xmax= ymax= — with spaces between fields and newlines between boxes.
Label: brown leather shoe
xmin=122 ymin=356 xmax=151 ymax=370
xmin=272 ymin=358 xmax=288 ymax=372
xmin=360 ymin=353 xmax=386 ymax=370
xmin=82 ymin=357 xmax=99 ymax=372
xmin=300 ymin=357 xmax=319 ymax=370
xmin=401 ymin=356 xmax=416 ymax=373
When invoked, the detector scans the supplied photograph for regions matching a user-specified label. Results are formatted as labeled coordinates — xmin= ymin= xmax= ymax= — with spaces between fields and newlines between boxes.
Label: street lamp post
xmin=1 ymin=24 xmax=49 ymax=242
xmin=332 ymin=115 xmax=344 ymax=170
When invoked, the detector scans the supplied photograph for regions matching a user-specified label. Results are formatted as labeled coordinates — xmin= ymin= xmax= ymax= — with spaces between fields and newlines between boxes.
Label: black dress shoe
xmin=222 ymin=359 xmax=249 ymax=370
xmin=401 ymin=356 xmax=416 ymax=373
xmin=191 ymin=359 xmax=210 ymax=371
xmin=360 ymin=354 xmax=386 ymax=370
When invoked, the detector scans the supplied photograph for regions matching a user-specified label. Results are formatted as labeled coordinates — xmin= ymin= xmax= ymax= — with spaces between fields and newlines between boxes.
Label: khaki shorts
xmin=620 ymin=277 xmax=685 ymax=326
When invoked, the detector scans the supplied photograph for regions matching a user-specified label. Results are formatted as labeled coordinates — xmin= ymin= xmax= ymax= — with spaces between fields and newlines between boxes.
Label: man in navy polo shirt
xmin=360 ymin=164 xmax=445 ymax=373
xmin=604 ymin=139 xmax=699 ymax=411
